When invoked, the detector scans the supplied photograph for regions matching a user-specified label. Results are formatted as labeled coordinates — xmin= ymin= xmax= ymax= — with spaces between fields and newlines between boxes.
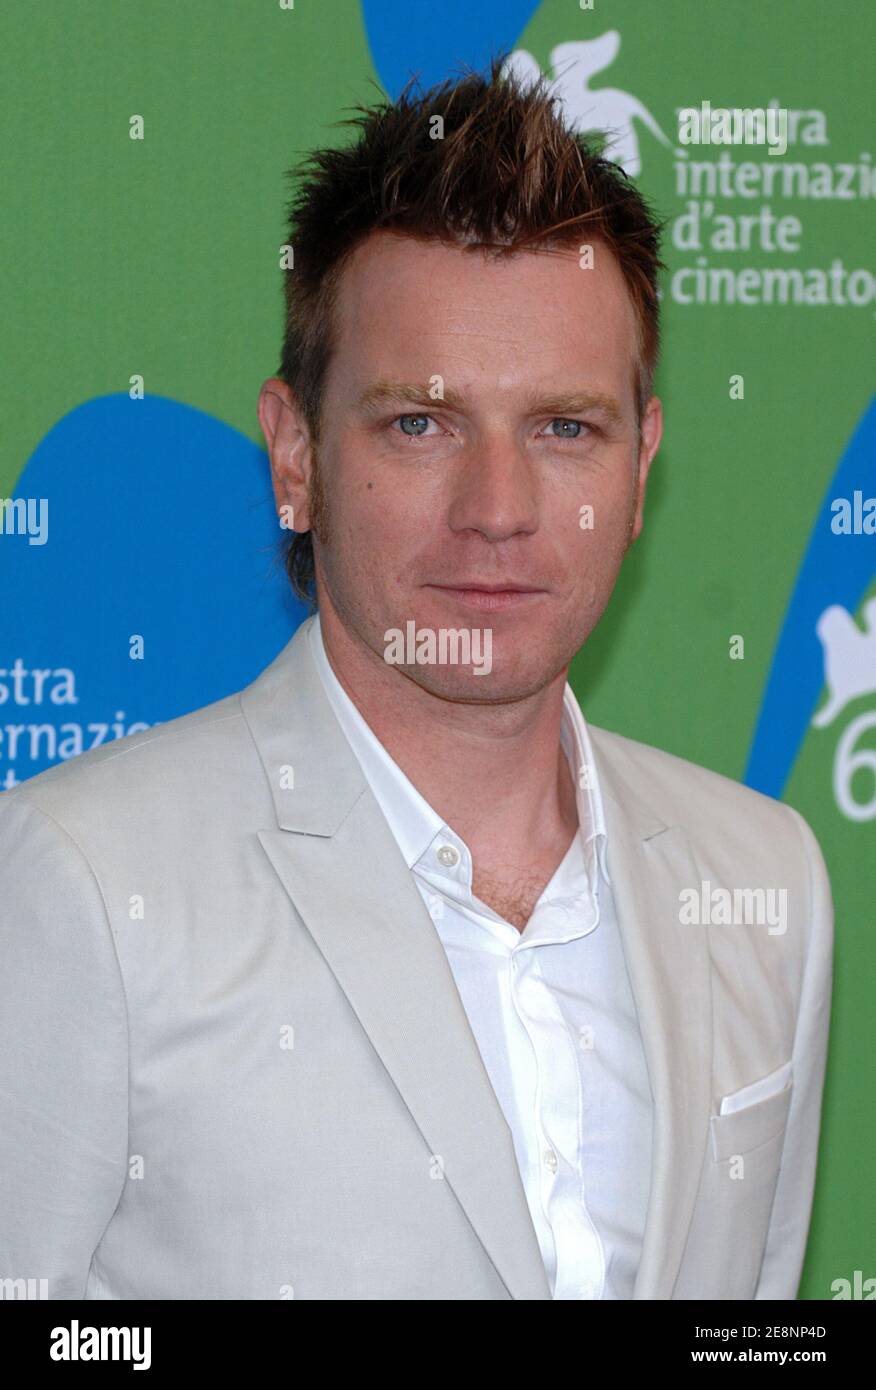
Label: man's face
xmin=265 ymin=230 xmax=662 ymax=702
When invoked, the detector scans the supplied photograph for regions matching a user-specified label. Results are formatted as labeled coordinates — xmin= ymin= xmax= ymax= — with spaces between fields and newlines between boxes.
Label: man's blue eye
xmin=549 ymin=419 xmax=583 ymax=438
xmin=397 ymin=414 xmax=430 ymax=436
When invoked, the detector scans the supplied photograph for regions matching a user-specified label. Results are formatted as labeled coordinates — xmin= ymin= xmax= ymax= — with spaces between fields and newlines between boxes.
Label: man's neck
xmin=316 ymin=606 xmax=579 ymax=872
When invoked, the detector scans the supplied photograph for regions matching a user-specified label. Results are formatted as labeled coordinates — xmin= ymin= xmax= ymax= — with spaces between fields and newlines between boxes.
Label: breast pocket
xmin=673 ymin=1077 xmax=794 ymax=1299
xmin=711 ymin=1076 xmax=794 ymax=1163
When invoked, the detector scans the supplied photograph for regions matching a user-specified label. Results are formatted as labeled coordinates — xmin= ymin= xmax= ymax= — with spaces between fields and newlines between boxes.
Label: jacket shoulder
xmin=587 ymin=722 xmax=821 ymax=868
xmin=0 ymin=689 xmax=252 ymax=828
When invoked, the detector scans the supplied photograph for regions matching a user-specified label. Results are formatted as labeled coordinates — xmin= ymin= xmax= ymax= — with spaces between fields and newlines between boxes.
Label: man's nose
xmin=446 ymin=434 xmax=540 ymax=542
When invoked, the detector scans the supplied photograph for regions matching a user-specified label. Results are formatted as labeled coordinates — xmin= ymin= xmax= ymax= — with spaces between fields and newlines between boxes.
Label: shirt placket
xmin=510 ymin=932 xmax=606 ymax=1300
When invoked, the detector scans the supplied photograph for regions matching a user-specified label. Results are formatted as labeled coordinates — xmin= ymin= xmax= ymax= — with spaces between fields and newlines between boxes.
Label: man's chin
xmin=384 ymin=655 xmax=553 ymax=707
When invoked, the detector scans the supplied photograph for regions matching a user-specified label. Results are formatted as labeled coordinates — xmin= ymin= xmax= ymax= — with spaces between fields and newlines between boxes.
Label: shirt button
xmin=543 ymin=1149 xmax=558 ymax=1173
xmin=436 ymin=844 xmax=460 ymax=867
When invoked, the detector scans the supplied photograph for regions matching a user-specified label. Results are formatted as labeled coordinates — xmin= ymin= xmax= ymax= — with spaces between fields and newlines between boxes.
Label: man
xmin=0 ymin=61 xmax=832 ymax=1300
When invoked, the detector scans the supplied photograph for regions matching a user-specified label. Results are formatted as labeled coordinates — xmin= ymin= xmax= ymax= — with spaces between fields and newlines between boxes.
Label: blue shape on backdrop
xmin=0 ymin=394 xmax=307 ymax=782
xmin=361 ymin=0 xmax=541 ymax=95
xmin=744 ymin=397 xmax=876 ymax=798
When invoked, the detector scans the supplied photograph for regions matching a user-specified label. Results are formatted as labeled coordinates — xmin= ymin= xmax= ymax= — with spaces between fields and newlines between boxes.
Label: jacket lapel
xmin=589 ymin=729 xmax=714 ymax=1299
xmin=241 ymin=618 xmax=551 ymax=1301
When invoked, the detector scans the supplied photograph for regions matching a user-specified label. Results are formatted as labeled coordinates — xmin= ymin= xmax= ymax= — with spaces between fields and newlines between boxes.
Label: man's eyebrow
xmin=356 ymin=381 xmax=624 ymax=423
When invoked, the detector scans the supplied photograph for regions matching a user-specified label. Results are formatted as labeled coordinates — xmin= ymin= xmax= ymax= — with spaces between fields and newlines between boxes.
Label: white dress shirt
xmin=308 ymin=615 xmax=653 ymax=1299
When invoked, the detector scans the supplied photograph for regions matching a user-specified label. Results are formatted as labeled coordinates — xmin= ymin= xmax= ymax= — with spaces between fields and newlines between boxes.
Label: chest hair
xmin=470 ymin=867 xmax=549 ymax=934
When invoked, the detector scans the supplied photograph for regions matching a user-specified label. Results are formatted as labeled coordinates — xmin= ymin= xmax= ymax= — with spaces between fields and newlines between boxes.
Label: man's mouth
xmin=425 ymin=582 xmax=548 ymax=612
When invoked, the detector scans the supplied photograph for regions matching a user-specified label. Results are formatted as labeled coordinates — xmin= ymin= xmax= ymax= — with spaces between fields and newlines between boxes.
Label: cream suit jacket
xmin=0 ymin=616 xmax=833 ymax=1300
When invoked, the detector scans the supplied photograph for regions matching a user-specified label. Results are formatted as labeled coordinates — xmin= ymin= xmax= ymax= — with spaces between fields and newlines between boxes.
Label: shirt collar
xmin=560 ymin=683 xmax=611 ymax=887
xmin=307 ymin=613 xmax=610 ymax=886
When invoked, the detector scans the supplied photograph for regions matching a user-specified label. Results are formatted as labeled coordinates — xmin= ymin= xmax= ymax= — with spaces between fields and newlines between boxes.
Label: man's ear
xmin=629 ymin=394 xmax=663 ymax=544
xmin=257 ymin=377 xmax=314 ymax=533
